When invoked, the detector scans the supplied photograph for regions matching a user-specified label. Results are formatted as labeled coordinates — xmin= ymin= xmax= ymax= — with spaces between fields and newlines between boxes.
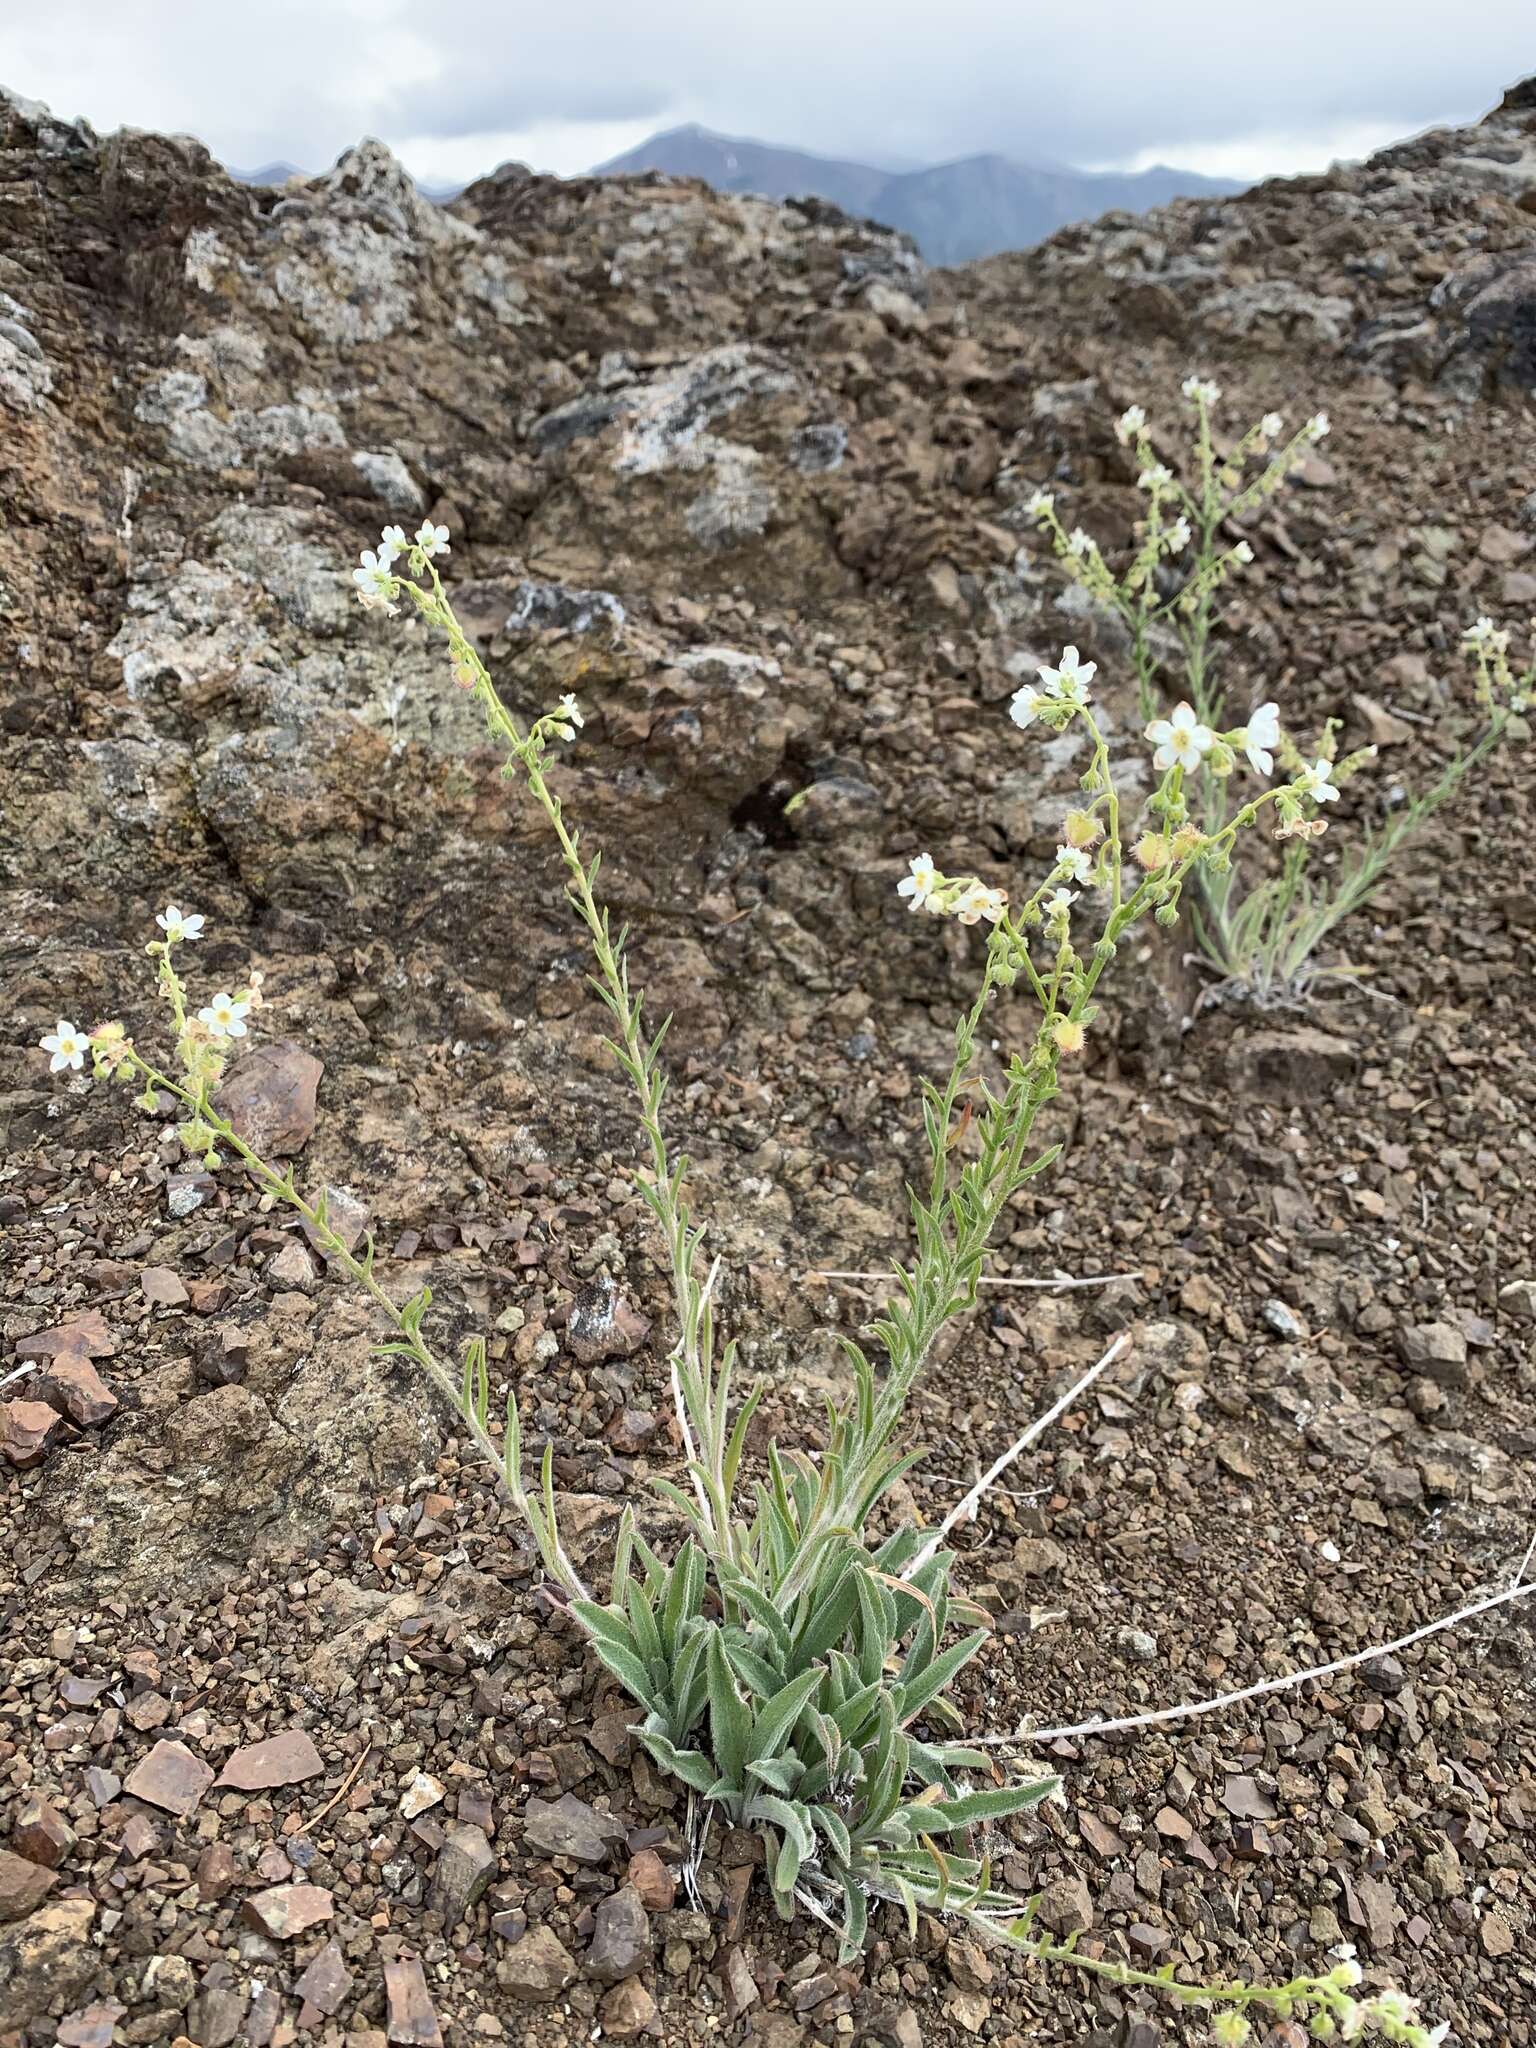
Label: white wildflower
xmin=198 ymin=992 xmax=251 ymax=1040
xmin=378 ymin=524 xmax=407 ymax=564
xmin=1301 ymin=757 xmax=1341 ymax=804
xmin=1368 ymin=1992 xmax=1417 ymax=2027
xmin=1182 ymin=375 xmax=1221 ymax=405
xmin=1038 ymin=646 xmax=1096 ymax=706
xmin=897 ymin=853 xmax=939 ymax=913
xmin=1042 ymin=886 xmax=1078 ymax=923
xmin=1146 ymin=701 xmax=1215 ymax=772
xmin=1259 ymin=411 xmax=1284 ymax=440
xmin=1115 ymin=404 xmax=1147 ymax=444
xmin=553 ymin=691 xmax=584 ymax=739
xmin=1166 ymin=516 xmax=1192 ymax=553
xmin=415 ymin=521 xmax=451 ymax=557
xmin=1056 ymin=844 xmax=1094 ymax=883
xmin=1241 ymin=701 xmax=1280 ymax=777
xmin=1307 ymin=411 xmax=1330 ymax=440
xmin=156 ymin=905 xmax=205 ymax=943
xmin=40 ymin=1019 xmax=90 ymax=1072
xmin=1232 ymin=539 xmax=1255 ymax=564
xmin=1024 ymin=488 xmax=1055 ymax=518
xmin=1138 ymin=463 xmax=1172 ymax=489
xmin=1010 ymin=683 xmax=1047 ymax=729
xmin=1066 ymin=527 xmax=1093 ymax=557
xmin=352 ymin=548 xmax=397 ymax=609
xmin=954 ymin=882 xmax=1007 ymax=926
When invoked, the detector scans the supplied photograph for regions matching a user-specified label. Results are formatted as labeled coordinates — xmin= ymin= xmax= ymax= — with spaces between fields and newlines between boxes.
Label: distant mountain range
xmin=594 ymin=124 xmax=1244 ymax=264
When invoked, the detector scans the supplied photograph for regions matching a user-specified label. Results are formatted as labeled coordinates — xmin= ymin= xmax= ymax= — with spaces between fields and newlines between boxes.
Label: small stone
xmin=495 ymin=1926 xmax=578 ymax=2002
xmin=1360 ymin=1654 xmax=1407 ymax=1696
xmin=1038 ymin=1874 xmax=1093 ymax=1934
xmin=521 ymin=1792 xmax=624 ymax=1863
xmin=565 ymin=1282 xmax=651 ymax=1365
xmin=216 ymin=1729 xmax=324 ymax=1791
xmin=946 ymin=1937 xmax=993 ymax=1991
xmin=187 ymin=1984 xmax=247 ymax=2047
xmin=1260 ymin=1298 xmax=1303 ymax=1339
xmin=399 ymin=1771 xmax=446 ymax=1819
xmin=34 ymin=1353 xmax=118 ymax=1427
xmin=1395 ymin=1321 xmax=1468 ymax=1385
xmin=1480 ymin=1908 xmax=1514 ymax=1957
xmin=123 ymin=1739 xmax=215 ymax=1817
xmin=1222 ymin=1775 xmax=1278 ymax=1821
xmin=197 ymin=1843 xmax=239 ymax=1900
xmin=384 ymin=1955 xmax=443 ymax=2048
xmin=85 ymin=1768 xmax=121 ymax=1808
xmin=266 ymin=1238 xmax=319 ymax=1292
xmin=600 ymin=1979 xmax=658 ymax=2038
xmin=1 ymin=1398 xmax=65 ymax=1468
xmin=1498 ymin=1279 xmax=1536 ymax=1322
xmin=56 ymin=2000 xmax=125 ymax=2048
xmin=144 ymin=1955 xmax=196 ymax=2009
xmin=1116 ymin=1626 xmax=1158 ymax=1663
xmin=0 ymin=1847 xmax=57 ymax=1922
xmin=428 ymin=1823 xmax=496 ymax=1925
xmin=584 ymin=1885 xmax=652 ymax=1982
xmin=241 ymin=1882 xmax=335 ymax=1940
xmin=13 ymin=1794 xmax=76 ymax=1868
xmin=140 ymin=1266 xmax=189 ymax=1307
xmin=625 ymin=1847 xmax=675 ymax=1911
xmin=218 ymin=1041 xmax=324 ymax=1157
xmin=295 ymin=1939 xmax=353 ymax=2018
xmin=16 ymin=1311 xmax=115 ymax=1362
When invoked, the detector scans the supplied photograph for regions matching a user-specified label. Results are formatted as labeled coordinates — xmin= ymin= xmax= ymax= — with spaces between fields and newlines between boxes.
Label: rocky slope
xmin=1 ymin=72 xmax=1535 ymax=2048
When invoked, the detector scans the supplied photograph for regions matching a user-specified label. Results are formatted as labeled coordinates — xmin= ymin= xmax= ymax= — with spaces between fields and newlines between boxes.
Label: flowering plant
xmin=1023 ymin=383 xmax=1524 ymax=1003
xmin=39 ymin=520 xmax=1449 ymax=2044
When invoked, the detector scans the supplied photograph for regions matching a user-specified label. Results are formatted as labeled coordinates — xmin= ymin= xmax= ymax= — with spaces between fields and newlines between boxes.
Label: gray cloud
xmin=1 ymin=0 xmax=1530 ymax=180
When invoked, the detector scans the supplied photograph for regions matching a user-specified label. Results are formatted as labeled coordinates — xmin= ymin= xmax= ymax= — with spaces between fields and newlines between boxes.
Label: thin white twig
xmin=977 ymin=1567 xmax=1536 ymax=1747
xmin=805 ymin=1268 xmax=1139 ymax=1292
xmin=1514 ymin=1529 xmax=1536 ymax=1587
xmin=0 ymin=1362 xmax=36 ymax=1392
xmin=904 ymin=1335 xmax=1130 ymax=1579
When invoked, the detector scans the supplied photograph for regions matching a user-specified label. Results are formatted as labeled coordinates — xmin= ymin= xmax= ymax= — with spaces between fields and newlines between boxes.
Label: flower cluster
xmin=898 ymin=854 xmax=1007 ymax=926
xmin=353 ymin=521 xmax=453 ymax=612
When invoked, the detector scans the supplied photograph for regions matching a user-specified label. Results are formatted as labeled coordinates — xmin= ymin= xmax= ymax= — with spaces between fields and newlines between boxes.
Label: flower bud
xmin=1052 ymin=1017 xmax=1085 ymax=1054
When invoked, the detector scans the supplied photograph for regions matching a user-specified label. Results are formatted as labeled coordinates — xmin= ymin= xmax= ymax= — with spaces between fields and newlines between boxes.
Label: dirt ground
xmin=3 ymin=76 xmax=1535 ymax=2048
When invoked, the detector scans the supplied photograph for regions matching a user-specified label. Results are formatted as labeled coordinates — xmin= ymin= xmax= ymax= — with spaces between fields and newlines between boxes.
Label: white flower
xmin=1181 ymin=375 xmax=1221 ymax=405
xmin=954 ymin=882 xmax=1007 ymax=926
xmin=1146 ymin=701 xmax=1215 ymax=771
xmin=1056 ymin=844 xmax=1094 ymax=883
xmin=557 ymin=692 xmax=584 ymax=730
xmin=198 ymin=992 xmax=251 ymax=1039
xmin=1009 ymin=683 xmax=1046 ymax=729
xmin=1066 ymin=527 xmax=1093 ymax=557
xmin=156 ymin=905 xmax=205 ymax=943
xmin=1259 ymin=411 xmax=1284 ymax=440
xmin=1138 ymin=463 xmax=1172 ymax=490
xmin=897 ymin=852 xmax=939 ymax=912
xmin=40 ymin=1019 xmax=89 ymax=1072
xmin=1166 ymin=516 xmax=1192 ymax=553
xmin=414 ymin=521 xmax=451 ymax=557
xmin=1307 ymin=411 xmax=1330 ymax=440
xmin=1041 ymin=887 xmax=1078 ymax=924
xmin=1241 ymin=701 xmax=1280 ymax=777
xmin=1421 ymin=2024 xmax=1450 ymax=2046
xmin=1301 ymin=757 xmax=1341 ymax=803
xmin=1232 ymin=539 xmax=1255 ymax=564
xmin=1369 ymin=1992 xmax=1417 ymax=2026
xmin=1024 ymin=487 xmax=1055 ymax=518
xmin=1038 ymin=646 xmax=1096 ymax=705
xmin=353 ymin=548 xmax=396 ymax=606
xmin=1464 ymin=615 xmax=1504 ymax=651
xmin=1115 ymin=404 xmax=1147 ymax=444
xmin=378 ymin=524 xmax=407 ymax=564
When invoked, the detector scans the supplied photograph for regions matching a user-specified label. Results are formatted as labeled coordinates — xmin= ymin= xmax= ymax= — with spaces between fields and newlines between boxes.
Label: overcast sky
xmin=2 ymin=2 xmax=1530 ymax=187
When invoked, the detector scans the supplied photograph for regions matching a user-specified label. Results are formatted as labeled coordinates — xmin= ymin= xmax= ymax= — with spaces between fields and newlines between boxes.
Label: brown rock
xmin=13 ymin=1794 xmax=76 ymax=1869
xmin=565 ymin=1282 xmax=651 ymax=1364
xmin=241 ymin=1883 xmax=335 ymax=1940
xmin=295 ymin=1939 xmax=353 ymax=2020
xmin=427 ymin=1823 xmax=496 ymax=1925
xmin=584 ymin=1885 xmax=652 ymax=1982
xmin=0 ymin=1898 xmax=98 ymax=2027
xmin=1038 ymin=1874 xmax=1093 ymax=1934
xmin=0 ymin=1848 xmax=57 ymax=1923
xmin=625 ymin=1847 xmax=676 ymax=1911
xmin=34 ymin=1353 xmax=118 ymax=1427
xmin=496 ymin=1926 xmax=579 ymax=2002
xmin=600 ymin=1979 xmax=659 ymax=2038
xmin=196 ymin=1843 xmax=239 ymax=1901
xmin=384 ymin=1955 xmax=443 ymax=2048
xmin=140 ymin=1266 xmax=189 ymax=1307
xmin=15 ymin=1311 xmax=115 ymax=1361
xmin=1396 ymin=1321 xmax=1468 ymax=1385
xmin=123 ymin=1739 xmax=215 ymax=1816
xmin=216 ymin=1728 xmax=325 ymax=1791
xmin=1 ymin=1398 xmax=65 ymax=1468
xmin=56 ymin=2000 xmax=125 ymax=2048
xmin=219 ymin=1041 xmax=324 ymax=1157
